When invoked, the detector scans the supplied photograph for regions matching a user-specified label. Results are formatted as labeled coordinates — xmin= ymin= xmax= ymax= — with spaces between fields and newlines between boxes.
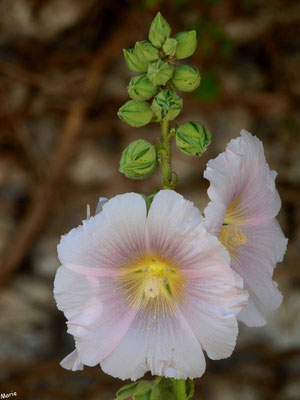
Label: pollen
xmin=144 ymin=275 xmax=161 ymax=299
xmin=144 ymin=259 xmax=169 ymax=299
xmin=121 ymin=255 xmax=185 ymax=309
xmin=220 ymin=224 xmax=247 ymax=249
xmin=148 ymin=260 xmax=166 ymax=278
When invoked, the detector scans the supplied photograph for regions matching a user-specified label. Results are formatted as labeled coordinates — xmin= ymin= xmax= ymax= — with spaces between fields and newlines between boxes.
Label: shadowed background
xmin=0 ymin=0 xmax=299 ymax=399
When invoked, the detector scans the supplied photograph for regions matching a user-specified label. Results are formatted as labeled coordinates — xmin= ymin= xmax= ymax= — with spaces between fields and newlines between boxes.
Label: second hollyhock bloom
xmin=54 ymin=190 xmax=248 ymax=380
xmin=204 ymin=130 xmax=287 ymax=327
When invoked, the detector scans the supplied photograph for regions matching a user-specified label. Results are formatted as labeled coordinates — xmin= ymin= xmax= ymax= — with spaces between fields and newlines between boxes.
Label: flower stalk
xmin=114 ymin=11 xmax=212 ymax=399
xmin=159 ymin=120 xmax=174 ymax=189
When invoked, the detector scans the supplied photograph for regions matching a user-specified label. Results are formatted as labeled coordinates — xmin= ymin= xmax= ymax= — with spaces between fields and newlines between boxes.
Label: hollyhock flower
xmin=204 ymin=130 xmax=288 ymax=327
xmin=54 ymin=190 xmax=248 ymax=380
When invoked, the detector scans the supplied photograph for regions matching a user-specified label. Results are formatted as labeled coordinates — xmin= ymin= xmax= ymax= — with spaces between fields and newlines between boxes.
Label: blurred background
xmin=0 ymin=0 xmax=299 ymax=399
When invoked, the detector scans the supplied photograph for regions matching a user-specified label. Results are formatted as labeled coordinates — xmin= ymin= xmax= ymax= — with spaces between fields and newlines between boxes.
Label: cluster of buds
xmin=117 ymin=12 xmax=211 ymax=181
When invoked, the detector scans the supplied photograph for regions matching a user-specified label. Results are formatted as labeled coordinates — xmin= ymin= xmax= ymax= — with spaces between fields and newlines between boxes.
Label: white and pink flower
xmin=204 ymin=130 xmax=288 ymax=327
xmin=54 ymin=190 xmax=248 ymax=380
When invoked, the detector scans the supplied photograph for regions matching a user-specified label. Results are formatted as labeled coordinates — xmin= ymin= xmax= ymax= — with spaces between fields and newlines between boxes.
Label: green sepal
xmin=148 ymin=12 xmax=171 ymax=48
xmin=155 ymin=378 xmax=175 ymax=400
xmin=115 ymin=380 xmax=152 ymax=400
xmin=172 ymin=65 xmax=201 ymax=92
xmin=118 ymin=100 xmax=153 ymax=127
xmin=175 ymin=121 xmax=211 ymax=156
xmin=147 ymin=60 xmax=175 ymax=86
xmin=174 ymin=30 xmax=197 ymax=59
xmin=128 ymin=75 xmax=158 ymax=101
xmin=123 ymin=49 xmax=148 ymax=73
xmin=135 ymin=40 xmax=159 ymax=63
xmin=151 ymin=89 xmax=183 ymax=121
xmin=115 ymin=381 xmax=139 ymax=400
xmin=119 ymin=139 xmax=158 ymax=180
xmin=172 ymin=171 xmax=179 ymax=185
xmin=141 ymin=193 xmax=155 ymax=212
xmin=186 ymin=379 xmax=195 ymax=399
xmin=149 ymin=386 xmax=160 ymax=400
xmin=162 ymin=38 xmax=177 ymax=57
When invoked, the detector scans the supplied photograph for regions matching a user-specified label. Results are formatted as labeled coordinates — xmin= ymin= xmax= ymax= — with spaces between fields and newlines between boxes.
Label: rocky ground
xmin=0 ymin=0 xmax=299 ymax=399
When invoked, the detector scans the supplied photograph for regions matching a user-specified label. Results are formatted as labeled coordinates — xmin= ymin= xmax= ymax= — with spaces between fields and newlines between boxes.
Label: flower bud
xmin=123 ymin=49 xmax=148 ymax=73
xmin=117 ymin=100 xmax=153 ymax=127
xmin=174 ymin=30 xmax=197 ymax=59
xmin=176 ymin=121 xmax=211 ymax=156
xmin=134 ymin=40 xmax=159 ymax=63
xmin=147 ymin=60 xmax=175 ymax=86
xmin=148 ymin=12 xmax=171 ymax=48
xmin=162 ymin=38 xmax=177 ymax=57
xmin=172 ymin=65 xmax=201 ymax=92
xmin=151 ymin=89 xmax=183 ymax=121
xmin=119 ymin=139 xmax=157 ymax=180
xmin=128 ymin=75 xmax=158 ymax=101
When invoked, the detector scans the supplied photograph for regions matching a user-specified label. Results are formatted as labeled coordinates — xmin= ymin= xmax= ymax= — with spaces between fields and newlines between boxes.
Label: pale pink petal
xmin=204 ymin=130 xmax=281 ymax=234
xmin=182 ymin=263 xmax=248 ymax=359
xmin=95 ymin=197 xmax=107 ymax=214
xmin=55 ymin=190 xmax=249 ymax=379
xmin=60 ymin=349 xmax=84 ymax=371
xmin=100 ymin=308 xmax=206 ymax=381
xmin=54 ymin=266 xmax=139 ymax=366
xmin=86 ymin=205 xmax=91 ymax=220
xmin=101 ymin=227 xmax=247 ymax=380
xmin=57 ymin=193 xmax=147 ymax=277
xmin=147 ymin=190 xmax=203 ymax=259
xmin=231 ymin=219 xmax=287 ymax=326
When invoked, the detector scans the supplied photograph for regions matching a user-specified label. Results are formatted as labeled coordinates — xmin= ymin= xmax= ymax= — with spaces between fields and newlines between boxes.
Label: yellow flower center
xmin=143 ymin=259 xmax=173 ymax=299
xmin=220 ymin=224 xmax=247 ymax=249
xmin=120 ymin=256 xmax=184 ymax=309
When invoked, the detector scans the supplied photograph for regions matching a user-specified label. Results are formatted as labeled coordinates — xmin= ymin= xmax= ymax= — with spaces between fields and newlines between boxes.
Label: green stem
xmin=160 ymin=119 xmax=174 ymax=189
xmin=172 ymin=379 xmax=186 ymax=400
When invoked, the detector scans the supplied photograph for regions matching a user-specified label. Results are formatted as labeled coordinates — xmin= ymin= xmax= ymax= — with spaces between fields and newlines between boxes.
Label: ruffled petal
xmin=147 ymin=190 xmax=203 ymax=259
xmin=57 ymin=193 xmax=147 ymax=277
xmin=182 ymin=263 xmax=248 ymax=359
xmin=95 ymin=197 xmax=107 ymax=215
xmin=231 ymin=219 xmax=287 ymax=326
xmin=204 ymin=130 xmax=281 ymax=234
xmin=60 ymin=349 xmax=84 ymax=371
xmin=100 ymin=307 xmax=206 ymax=381
xmin=54 ymin=266 xmax=139 ymax=366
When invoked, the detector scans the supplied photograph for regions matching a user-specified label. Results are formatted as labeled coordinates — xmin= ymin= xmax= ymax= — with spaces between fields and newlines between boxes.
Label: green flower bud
xmin=172 ymin=65 xmax=201 ymax=92
xmin=151 ymin=89 xmax=183 ymax=121
xmin=148 ymin=12 xmax=171 ymax=48
xmin=119 ymin=139 xmax=157 ymax=180
xmin=117 ymin=100 xmax=153 ymax=127
xmin=176 ymin=121 xmax=211 ymax=156
xmin=134 ymin=40 xmax=159 ymax=63
xmin=162 ymin=38 xmax=177 ymax=56
xmin=123 ymin=49 xmax=148 ymax=73
xmin=128 ymin=75 xmax=158 ymax=101
xmin=174 ymin=30 xmax=197 ymax=59
xmin=147 ymin=60 xmax=175 ymax=86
